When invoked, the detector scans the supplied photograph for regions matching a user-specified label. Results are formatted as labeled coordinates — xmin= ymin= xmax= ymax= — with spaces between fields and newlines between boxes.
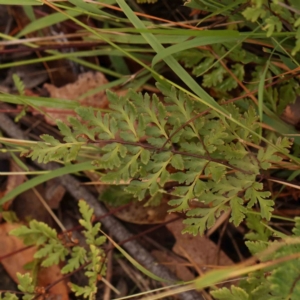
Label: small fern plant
xmin=4 ymin=200 xmax=107 ymax=300
xmin=211 ymin=215 xmax=300 ymax=299
xmin=0 ymin=273 xmax=35 ymax=300
xmin=22 ymin=83 xmax=291 ymax=236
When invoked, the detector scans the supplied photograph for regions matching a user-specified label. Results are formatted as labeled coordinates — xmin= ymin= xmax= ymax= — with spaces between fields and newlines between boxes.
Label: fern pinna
xmin=23 ymin=83 xmax=291 ymax=236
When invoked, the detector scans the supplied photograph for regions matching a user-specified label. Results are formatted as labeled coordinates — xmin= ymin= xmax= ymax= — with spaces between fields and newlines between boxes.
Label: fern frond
xmin=212 ymin=218 xmax=300 ymax=299
xmin=10 ymin=201 xmax=107 ymax=298
xmin=24 ymin=82 xmax=291 ymax=235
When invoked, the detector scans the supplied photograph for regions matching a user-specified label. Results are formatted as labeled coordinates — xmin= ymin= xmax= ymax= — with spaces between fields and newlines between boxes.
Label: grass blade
xmin=0 ymin=162 xmax=98 ymax=206
xmin=0 ymin=0 xmax=41 ymax=4
xmin=258 ymin=62 xmax=269 ymax=122
xmin=152 ymin=35 xmax=241 ymax=66
xmin=101 ymin=230 xmax=173 ymax=283
xmin=16 ymin=10 xmax=83 ymax=38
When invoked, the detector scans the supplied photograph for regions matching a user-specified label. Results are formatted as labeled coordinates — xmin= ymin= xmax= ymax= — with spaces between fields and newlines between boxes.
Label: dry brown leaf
xmin=43 ymin=71 xmax=109 ymax=125
xmin=0 ymin=223 xmax=36 ymax=281
xmin=44 ymin=179 xmax=66 ymax=209
xmin=38 ymin=265 xmax=69 ymax=300
xmin=105 ymin=199 xmax=169 ymax=224
xmin=165 ymin=215 xmax=233 ymax=272
xmin=281 ymin=96 xmax=300 ymax=126
xmin=1 ymin=160 xmax=26 ymax=210
xmin=12 ymin=186 xmax=53 ymax=226
xmin=0 ymin=223 xmax=69 ymax=300
xmin=151 ymin=250 xmax=194 ymax=281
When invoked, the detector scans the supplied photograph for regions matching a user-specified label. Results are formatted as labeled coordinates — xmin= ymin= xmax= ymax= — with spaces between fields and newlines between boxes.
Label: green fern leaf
xmin=264 ymin=16 xmax=282 ymax=37
xmin=218 ymin=64 xmax=244 ymax=91
xmin=69 ymin=117 xmax=96 ymax=141
xmin=57 ymin=121 xmax=78 ymax=143
xmin=35 ymin=243 xmax=68 ymax=267
xmin=12 ymin=74 xmax=25 ymax=96
xmin=17 ymin=273 xmax=35 ymax=300
xmin=245 ymin=182 xmax=273 ymax=220
xmin=193 ymin=57 xmax=216 ymax=77
xmin=183 ymin=205 xmax=228 ymax=236
xmin=292 ymin=217 xmax=300 ymax=236
xmin=245 ymin=214 xmax=272 ymax=241
xmin=76 ymin=107 xmax=117 ymax=139
xmin=0 ymin=293 xmax=18 ymax=300
xmin=211 ymin=285 xmax=249 ymax=300
xmin=242 ymin=7 xmax=266 ymax=22
xmin=202 ymin=66 xmax=226 ymax=88
xmin=71 ymin=284 xmax=96 ymax=299
xmin=265 ymin=242 xmax=300 ymax=299
xmin=230 ymin=196 xmax=248 ymax=226
xmin=79 ymin=200 xmax=107 ymax=247
xmin=107 ymin=90 xmax=140 ymax=141
xmin=61 ymin=246 xmax=87 ymax=274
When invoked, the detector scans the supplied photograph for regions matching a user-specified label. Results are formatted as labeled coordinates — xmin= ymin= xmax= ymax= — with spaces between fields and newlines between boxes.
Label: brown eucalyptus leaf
xmin=0 ymin=223 xmax=69 ymax=300
xmin=151 ymin=250 xmax=194 ymax=281
xmin=43 ymin=72 xmax=109 ymax=125
xmin=165 ymin=215 xmax=233 ymax=272
xmin=1 ymin=160 xmax=26 ymax=210
xmin=0 ymin=222 xmax=36 ymax=282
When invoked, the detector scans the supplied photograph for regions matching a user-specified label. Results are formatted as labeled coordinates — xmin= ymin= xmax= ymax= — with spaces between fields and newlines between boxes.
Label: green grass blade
xmin=23 ymin=5 xmax=36 ymax=21
xmin=0 ymin=162 xmax=98 ymax=206
xmin=68 ymin=0 xmax=116 ymax=14
xmin=101 ymin=230 xmax=172 ymax=283
xmin=16 ymin=10 xmax=83 ymax=38
xmin=0 ymin=92 xmax=79 ymax=108
xmin=0 ymin=32 xmax=124 ymax=78
xmin=258 ymin=62 xmax=269 ymax=122
xmin=0 ymin=0 xmax=41 ymax=4
xmin=0 ymin=48 xmax=150 ymax=78
xmin=10 ymin=152 xmax=29 ymax=172
xmin=116 ymin=0 xmax=222 ymax=110
xmin=152 ymin=35 xmax=242 ymax=66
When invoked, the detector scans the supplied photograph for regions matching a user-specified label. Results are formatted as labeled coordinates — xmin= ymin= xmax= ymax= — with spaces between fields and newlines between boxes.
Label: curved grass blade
xmin=0 ymin=92 xmax=79 ymax=108
xmin=152 ymin=35 xmax=241 ymax=66
xmin=0 ymin=162 xmax=98 ymax=206
xmin=17 ymin=10 xmax=83 ymax=38
xmin=100 ymin=230 xmax=173 ymax=283
xmin=0 ymin=0 xmax=41 ymax=4
xmin=258 ymin=62 xmax=270 ymax=122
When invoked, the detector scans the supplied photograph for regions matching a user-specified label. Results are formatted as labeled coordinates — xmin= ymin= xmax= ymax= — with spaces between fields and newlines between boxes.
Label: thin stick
xmin=32 ymin=187 xmax=66 ymax=232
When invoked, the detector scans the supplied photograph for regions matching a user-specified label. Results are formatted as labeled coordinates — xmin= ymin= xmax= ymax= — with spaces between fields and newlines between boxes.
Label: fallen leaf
xmin=12 ymin=186 xmax=53 ymax=226
xmin=0 ymin=222 xmax=36 ymax=282
xmin=43 ymin=72 xmax=109 ymax=125
xmin=38 ymin=265 xmax=69 ymax=300
xmin=281 ymin=96 xmax=300 ymax=126
xmin=151 ymin=250 xmax=194 ymax=281
xmin=165 ymin=215 xmax=233 ymax=273
xmin=0 ymin=223 xmax=69 ymax=300
xmin=45 ymin=179 xmax=66 ymax=209
xmin=1 ymin=160 xmax=26 ymax=210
